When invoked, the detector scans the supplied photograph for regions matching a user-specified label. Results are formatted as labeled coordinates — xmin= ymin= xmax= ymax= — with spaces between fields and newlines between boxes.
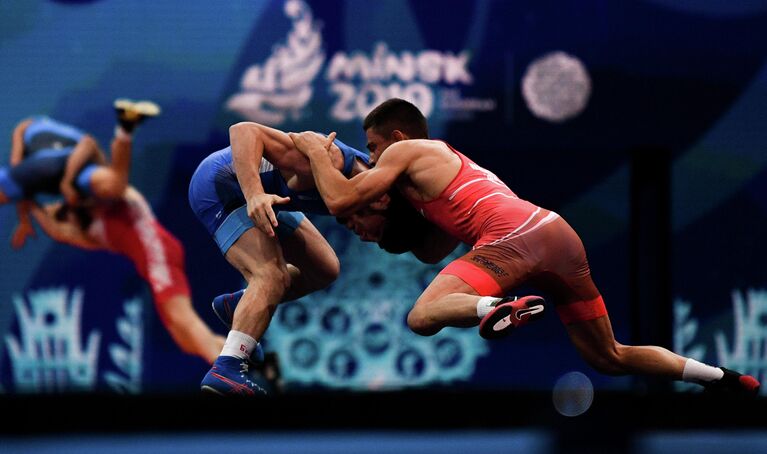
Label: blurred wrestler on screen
xmin=11 ymin=101 xmax=226 ymax=365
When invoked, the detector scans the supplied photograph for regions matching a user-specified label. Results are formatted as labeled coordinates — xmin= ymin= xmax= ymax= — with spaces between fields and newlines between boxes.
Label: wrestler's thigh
xmin=417 ymin=273 xmax=480 ymax=305
xmin=225 ymin=226 xmax=287 ymax=280
xmin=528 ymin=217 xmax=601 ymax=304
xmin=436 ymin=243 xmax=534 ymax=299
xmin=280 ymin=217 xmax=339 ymax=278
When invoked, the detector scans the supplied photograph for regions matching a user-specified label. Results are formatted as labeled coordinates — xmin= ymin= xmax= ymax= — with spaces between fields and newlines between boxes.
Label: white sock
xmin=477 ymin=296 xmax=503 ymax=318
xmin=114 ymin=125 xmax=133 ymax=140
xmin=220 ymin=330 xmax=257 ymax=360
xmin=682 ymin=358 xmax=724 ymax=383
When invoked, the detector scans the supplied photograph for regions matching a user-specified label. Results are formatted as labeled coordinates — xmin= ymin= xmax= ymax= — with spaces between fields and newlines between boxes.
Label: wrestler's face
xmin=339 ymin=208 xmax=387 ymax=242
xmin=364 ymin=128 xmax=397 ymax=166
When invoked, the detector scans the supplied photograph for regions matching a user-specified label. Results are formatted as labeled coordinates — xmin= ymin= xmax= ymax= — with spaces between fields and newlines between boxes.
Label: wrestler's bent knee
xmin=90 ymin=171 xmax=127 ymax=200
xmin=406 ymin=308 xmax=440 ymax=337
xmin=312 ymin=255 xmax=340 ymax=289
xmin=580 ymin=343 xmax=626 ymax=376
xmin=243 ymin=262 xmax=292 ymax=294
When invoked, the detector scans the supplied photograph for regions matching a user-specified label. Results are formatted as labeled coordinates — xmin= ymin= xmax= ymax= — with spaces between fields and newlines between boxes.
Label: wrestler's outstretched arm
xmin=6 ymin=119 xmax=38 ymax=239
xmin=16 ymin=201 xmax=101 ymax=250
xmin=9 ymin=118 xmax=33 ymax=167
xmin=10 ymin=202 xmax=35 ymax=250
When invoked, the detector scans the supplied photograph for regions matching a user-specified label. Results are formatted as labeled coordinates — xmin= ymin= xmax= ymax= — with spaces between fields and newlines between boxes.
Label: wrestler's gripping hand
xmin=247 ymin=192 xmax=290 ymax=237
xmin=289 ymin=131 xmax=336 ymax=157
xmin=60 ymin=181 xmax=80 ymax=207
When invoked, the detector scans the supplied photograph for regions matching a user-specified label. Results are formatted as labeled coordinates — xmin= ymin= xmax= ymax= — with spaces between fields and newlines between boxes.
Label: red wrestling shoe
xmin=479 ymin=295 xmax=545 ymax=340
xmin=702 ymin=367 xmax=761 ymax=396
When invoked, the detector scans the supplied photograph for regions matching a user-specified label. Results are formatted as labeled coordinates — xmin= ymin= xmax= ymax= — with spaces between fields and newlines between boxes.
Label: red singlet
xmin=406 ymin=143 xmax=547 ymax=248
xmin=406 ymin=142 xmax=607 ymax=324
xmin=88 ymin=191 xmax=190 ymax=305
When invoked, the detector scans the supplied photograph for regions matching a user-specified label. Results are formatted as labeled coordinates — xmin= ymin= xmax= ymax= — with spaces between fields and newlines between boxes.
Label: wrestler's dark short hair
xmin=55 ymin=204 xmax=93 ymax=230
xmin=363 ymin=98 xmax=429 ymax=139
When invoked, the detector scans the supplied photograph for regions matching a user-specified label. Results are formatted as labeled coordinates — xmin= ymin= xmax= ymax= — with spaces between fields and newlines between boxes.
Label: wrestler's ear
xmin=369 ymin=193 xmax=391 ymax=211
xmin=392 ymin=130 xmax=408 ymax=141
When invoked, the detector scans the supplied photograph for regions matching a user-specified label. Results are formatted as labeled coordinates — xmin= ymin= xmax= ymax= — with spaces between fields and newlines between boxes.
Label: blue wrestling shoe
xmin=479 ymin=295 xmax=545 ymax=340
xmin=201 ymin=355 xmax=269 ymax=396
xmin=212 ymin=289 xmax=245 ymax=329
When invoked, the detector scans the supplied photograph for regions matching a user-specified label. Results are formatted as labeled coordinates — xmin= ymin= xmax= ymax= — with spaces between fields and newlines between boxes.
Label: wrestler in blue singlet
xmin=0 ymin=116 xmax=99 ymax=201
xmin=188 ymin=137 xmax=368 ymax=253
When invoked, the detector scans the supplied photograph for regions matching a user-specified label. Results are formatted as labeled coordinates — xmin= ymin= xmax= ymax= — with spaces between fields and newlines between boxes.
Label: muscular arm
xmin=9 ymin=118 xmax=33 ymax=166
xmin=27 ymin=202 xmax=102 ymax=250
xmin=229 ymin=122 xmax=304 ymax=236
xmin=60 ymin=135 xmax=104 ymax=204
xmin=230 ymin=122 xmax=292 ymax=199
xmin=290 ymin=132 xmax=411 ymax=217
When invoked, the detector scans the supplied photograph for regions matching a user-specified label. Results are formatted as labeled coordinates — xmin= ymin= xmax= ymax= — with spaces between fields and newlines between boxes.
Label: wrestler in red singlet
xmin=293 ymin=97 xmax=761 ymax=396
xmin=407 ymin=142 xmax=607 ymax=325
xmin=88 ymin=188 xmax=190 ymax=314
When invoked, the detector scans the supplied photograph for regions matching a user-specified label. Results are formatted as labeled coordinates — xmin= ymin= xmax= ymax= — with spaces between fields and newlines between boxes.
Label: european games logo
xmin=260 ymin=226 xmax=489 ymax=390
xmin=226 ymin=0 xmax=496 ymax=125
xmin=3 ymin=288 xmax=143 ymax=394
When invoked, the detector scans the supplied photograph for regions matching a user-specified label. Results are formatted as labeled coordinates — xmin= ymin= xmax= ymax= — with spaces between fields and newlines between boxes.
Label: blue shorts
xmin=0 ymin=152 xmax=98 ymax=201
xmin=187 ymin=151 xmax=305 ymax=254
xmin=214 ymin=205 xmax=305 ymax=254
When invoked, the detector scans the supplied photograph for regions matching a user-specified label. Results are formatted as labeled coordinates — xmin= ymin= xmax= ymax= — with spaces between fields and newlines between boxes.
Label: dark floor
xmin=2 ymin=389 xmax=765 ymax=453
